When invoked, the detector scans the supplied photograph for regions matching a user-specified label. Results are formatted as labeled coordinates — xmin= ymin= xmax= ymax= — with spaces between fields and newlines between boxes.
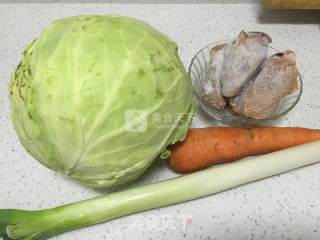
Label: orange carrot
xmin=169 ymin=127 xmax=320 ymax=173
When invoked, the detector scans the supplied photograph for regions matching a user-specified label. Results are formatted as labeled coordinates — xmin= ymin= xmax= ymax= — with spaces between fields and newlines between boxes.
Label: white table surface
xmin=1 ymin=2 xmax=320 ymax=240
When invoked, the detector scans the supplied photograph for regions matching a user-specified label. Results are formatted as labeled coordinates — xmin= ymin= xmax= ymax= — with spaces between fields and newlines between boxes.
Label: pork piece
xmin=203 ymin=43 xmax=226 ymax=110
xmin=221 ymin=31 xmax=272 ymax=97
xmin=229 ymin=50 xmax=299 ymax=119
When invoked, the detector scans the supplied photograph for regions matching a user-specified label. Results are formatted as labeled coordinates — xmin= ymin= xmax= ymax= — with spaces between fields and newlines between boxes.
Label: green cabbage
xmin=8 ymin=15 xmax=196 ymax=188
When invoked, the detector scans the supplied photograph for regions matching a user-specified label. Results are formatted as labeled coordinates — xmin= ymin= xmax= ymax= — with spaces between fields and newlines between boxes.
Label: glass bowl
xmin=189 ymin=41 xmax=303 ymax=126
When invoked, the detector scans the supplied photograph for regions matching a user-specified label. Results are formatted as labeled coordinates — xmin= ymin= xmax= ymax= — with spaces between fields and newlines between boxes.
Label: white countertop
xmin=1 ymin=2 xmax=320 ymax=240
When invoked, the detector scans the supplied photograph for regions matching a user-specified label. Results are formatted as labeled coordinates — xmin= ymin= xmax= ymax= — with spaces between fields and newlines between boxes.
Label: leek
xmin=1 ymin=141 xmax=320 ymax=240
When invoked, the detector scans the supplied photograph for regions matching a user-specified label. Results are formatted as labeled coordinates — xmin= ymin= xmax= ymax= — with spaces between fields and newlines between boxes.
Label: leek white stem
xmin=1 ymin=141 xmax=320 ymax=240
